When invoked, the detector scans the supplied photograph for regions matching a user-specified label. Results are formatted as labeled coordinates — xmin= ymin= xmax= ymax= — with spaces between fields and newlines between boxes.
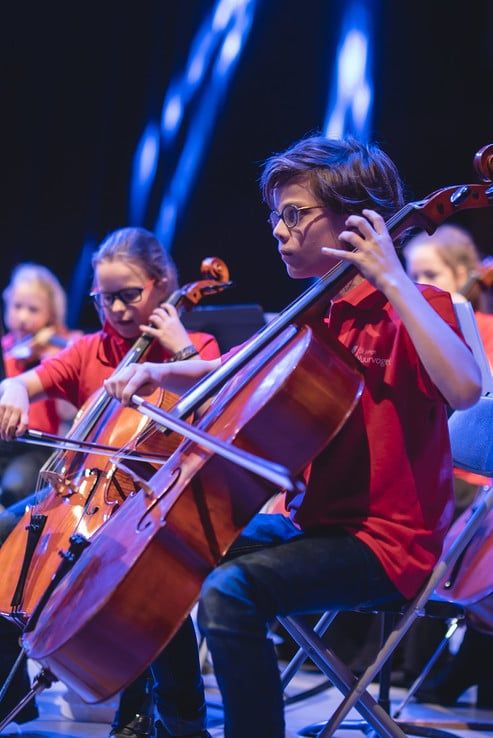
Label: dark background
xmin=2 ymin=0 xmax=493 ymax=330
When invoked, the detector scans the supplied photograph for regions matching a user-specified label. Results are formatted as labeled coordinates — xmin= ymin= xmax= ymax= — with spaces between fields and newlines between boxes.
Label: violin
xmin=4 ymin=327 xmax=70 ymax=363
xmin=0 ymin=257 xmax=232 ymax=626
xmin=460 ymin=259 xmax=493 ymax=302
xmin=18 ymin=145 xmax=493 ymax=704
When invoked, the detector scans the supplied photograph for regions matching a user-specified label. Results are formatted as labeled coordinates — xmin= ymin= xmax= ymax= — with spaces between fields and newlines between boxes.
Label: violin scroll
xmin=474 ymin=144 xmax=493 ymax=183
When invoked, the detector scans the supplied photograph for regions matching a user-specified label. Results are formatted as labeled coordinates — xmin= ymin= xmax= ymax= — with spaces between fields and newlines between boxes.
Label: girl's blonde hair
xmin=403 ymin=224 xmax=480 ymax=277
xmin=3 ymin=262 xmax=67 ymax=326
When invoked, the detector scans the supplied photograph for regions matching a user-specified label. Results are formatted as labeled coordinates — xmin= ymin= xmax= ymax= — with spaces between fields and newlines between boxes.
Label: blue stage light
xmin=128 ymin=0 xmax=257 ymax=252
xmin=324 ymin=2 xmax=374 ymax=141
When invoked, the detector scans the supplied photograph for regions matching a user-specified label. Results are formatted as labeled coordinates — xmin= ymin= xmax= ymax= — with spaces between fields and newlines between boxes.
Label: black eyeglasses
xmin=268 ymin=204 xmax=325 ymax=231
xmin=90 ymin=287 xmax=145 ymax=309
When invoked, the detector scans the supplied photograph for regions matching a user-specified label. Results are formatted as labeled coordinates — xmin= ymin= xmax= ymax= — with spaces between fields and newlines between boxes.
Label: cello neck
xmin=169 ymin=179 xmax=493 ymax=421
xmin=170 ymin=261 xmax=357 ymax=420
xmin=169 ymin=202 xmax=420 ymax=421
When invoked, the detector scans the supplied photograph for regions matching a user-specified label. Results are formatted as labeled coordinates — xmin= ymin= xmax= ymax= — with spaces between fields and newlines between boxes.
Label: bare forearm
xmin=0 ymin=370 xmax=46 ymax=402
xmin=103 ymin=358 xmax=221 ymax=406
xmin=331 ymin=211 xmax=481 ymax=409
xmin=0 ymin=370 xmax=46 ymax=439
xmin=160 ymin=358 xmax=221 ymax=394
xmin=384 ymin=274 xmax=481 ymax=409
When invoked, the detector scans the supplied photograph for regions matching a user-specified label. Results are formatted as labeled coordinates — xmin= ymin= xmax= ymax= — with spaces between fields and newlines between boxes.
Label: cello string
xmin=30 ymin=263 xmax=232 ymax=499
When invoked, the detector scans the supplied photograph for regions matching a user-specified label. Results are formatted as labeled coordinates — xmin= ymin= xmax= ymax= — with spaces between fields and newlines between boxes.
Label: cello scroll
xmin=474 ymin=143 xmax=493 ymax=183
xmin=168 ymin=256 xmax=233 ymax=311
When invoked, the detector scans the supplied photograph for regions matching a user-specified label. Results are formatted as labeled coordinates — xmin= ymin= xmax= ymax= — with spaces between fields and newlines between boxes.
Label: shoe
xmin=109 ymin=714 xmax=154 ymax=738
xmin=415 ymin=670 xmax=493 ymax=708
xmin=415 ymin=681 xmax=463 ymax=707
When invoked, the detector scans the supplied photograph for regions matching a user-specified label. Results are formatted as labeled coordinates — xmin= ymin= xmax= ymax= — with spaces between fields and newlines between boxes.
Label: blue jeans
xmin=198 ymin=514 xmax=402 ymax=738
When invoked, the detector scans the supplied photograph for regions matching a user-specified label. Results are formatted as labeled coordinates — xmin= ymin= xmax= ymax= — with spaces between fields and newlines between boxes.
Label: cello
xmin=17 ymin=145 xmax=493 ymax=704
xmin=0 ymin=257 xmax=232 ymax=625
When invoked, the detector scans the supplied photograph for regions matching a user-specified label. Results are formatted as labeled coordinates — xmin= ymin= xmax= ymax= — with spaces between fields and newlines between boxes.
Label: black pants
xmin=0 ymin=617 xmax=39 ymax=723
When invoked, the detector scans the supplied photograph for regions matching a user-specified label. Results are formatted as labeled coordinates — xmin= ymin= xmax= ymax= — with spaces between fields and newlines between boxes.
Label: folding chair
xmin=276 ymin=392 xmax=493 ymax=738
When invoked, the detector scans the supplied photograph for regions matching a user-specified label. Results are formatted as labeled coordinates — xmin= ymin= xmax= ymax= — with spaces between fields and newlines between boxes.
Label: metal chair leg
xmin=0 ymin=646 xmax=26 ymax=707
xmin=393 ymin=618 xmax=463 ymax=719
xmin=280 ymin=611 xmax=337 ymax=690
xmin=0 ymin=667 xmax=56 ymax=733
xmin=279 ymin=615 xmax=407 ymax=738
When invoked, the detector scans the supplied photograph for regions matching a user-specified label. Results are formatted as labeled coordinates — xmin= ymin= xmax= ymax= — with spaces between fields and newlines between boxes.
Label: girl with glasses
xmin=0 ymin=227 xmax=219 ymax=441
xmin=0 ymin=227 xmax=219 ymax=738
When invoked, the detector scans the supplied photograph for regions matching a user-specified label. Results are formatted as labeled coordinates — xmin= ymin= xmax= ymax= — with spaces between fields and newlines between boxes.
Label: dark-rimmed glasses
xmin=268 ymin=204 xmax=325 ymax=231
xmin=90 ymin=287 xmax=146 ymax=309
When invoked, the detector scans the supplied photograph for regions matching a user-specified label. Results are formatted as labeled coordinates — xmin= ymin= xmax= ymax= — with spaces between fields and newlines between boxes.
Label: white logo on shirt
xmin=352 ymin=345 xmax=391 ymax=367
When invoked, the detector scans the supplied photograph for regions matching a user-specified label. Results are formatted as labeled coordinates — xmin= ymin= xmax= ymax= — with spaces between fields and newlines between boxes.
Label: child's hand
xmin=140 ymin=303 xmax=191 ymax=355
xmin=104 ymin=362 xmax=167 ymax=406
xmin=322 ymin=209 xmax=407 ymax=293
xmin=0 ymin=379 xmax=30 ymax=440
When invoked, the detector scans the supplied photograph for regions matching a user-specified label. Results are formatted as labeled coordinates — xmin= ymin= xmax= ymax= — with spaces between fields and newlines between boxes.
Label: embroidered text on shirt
xmin=351 ymin=345 xmax=391 ymax=367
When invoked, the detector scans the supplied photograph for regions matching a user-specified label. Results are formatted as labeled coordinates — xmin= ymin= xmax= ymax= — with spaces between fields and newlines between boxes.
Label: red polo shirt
xmin=35 ymin=323 xmax=220 ymax=408
xmin=288 ymin=280 xmax=461 ymax=598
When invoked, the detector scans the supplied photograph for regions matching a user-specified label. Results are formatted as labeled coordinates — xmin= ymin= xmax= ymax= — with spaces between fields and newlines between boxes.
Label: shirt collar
xmin=100 ymin=320 xmax=170 ymax=363
xmin=102 ymin=320 xmax=134 ymax=348
xmin=331 ymin=278 xmax=385 ymax=311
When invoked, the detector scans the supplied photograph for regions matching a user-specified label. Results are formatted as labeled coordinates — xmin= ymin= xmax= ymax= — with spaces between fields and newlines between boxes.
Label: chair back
xmin=449 ymin=394 xmax=493 ymax=475
xmin=449 ymin=300 xmax=493 ymax=475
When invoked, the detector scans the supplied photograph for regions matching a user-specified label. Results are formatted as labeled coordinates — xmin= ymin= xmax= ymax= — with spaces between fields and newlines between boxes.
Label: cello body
xmin=0 ymin=386 xmax=180 ymax=622
xmin=436 ymin=488 xmax=493 ymax=634
xmin=437 ymin=494 xmax=493 ymax=606
xmin=23 ymin=324 xmax=364 ymax=702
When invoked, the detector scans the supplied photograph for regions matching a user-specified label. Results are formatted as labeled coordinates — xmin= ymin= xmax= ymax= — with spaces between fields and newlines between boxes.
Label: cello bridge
xmin=39 ymin=470 xmax=87 ymax=497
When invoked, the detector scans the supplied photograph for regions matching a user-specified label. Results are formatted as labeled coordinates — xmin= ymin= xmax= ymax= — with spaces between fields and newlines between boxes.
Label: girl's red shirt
xmin=35 ymin=323 xmax=219 ymax=409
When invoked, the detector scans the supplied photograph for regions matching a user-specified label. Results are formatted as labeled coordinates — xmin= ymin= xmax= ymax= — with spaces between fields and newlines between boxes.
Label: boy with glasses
xmin=68 ymin=137 xmax=485 ymax=738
